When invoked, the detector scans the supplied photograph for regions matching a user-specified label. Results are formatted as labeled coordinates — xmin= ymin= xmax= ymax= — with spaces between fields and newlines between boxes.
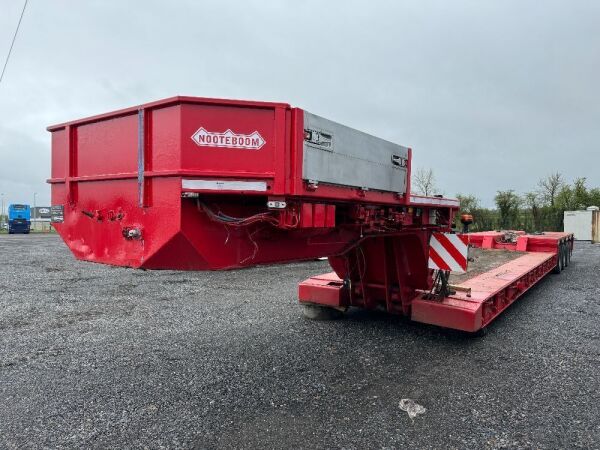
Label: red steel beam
xmin=410 ymin=251 xmax=556 ymax=332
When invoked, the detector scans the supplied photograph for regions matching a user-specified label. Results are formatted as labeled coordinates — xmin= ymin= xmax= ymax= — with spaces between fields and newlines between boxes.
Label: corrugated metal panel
xmin=302 ymin=111 xmax=408 ymax=194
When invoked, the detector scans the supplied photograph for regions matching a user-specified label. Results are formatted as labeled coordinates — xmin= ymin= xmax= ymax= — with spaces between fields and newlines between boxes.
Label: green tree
xmin=573 ymin=177 xmax=589 ymax=208
xmin=538 ymin=172 xmax=563 ymax=207
xmin=524 ymin=191 xmax=542 ymax=231
xmin=453 ymin=194 xmax=500 ymax=231
xmin=588 ymin=188 xmax=600 ymax=207
xmin=555 ymin=184 xmax=576 ymax=211
xmin=495 ymin=190 xmax=521 ymax=229
xmin=555 ymin=179 xmax=591 ymax=211
xmin=456 ymin=194 xmax=479 ymax=213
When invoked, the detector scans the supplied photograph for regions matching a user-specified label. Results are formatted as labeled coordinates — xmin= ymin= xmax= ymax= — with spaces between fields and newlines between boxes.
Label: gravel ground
xmin=0 ymin=234 xmax=598 ymax=449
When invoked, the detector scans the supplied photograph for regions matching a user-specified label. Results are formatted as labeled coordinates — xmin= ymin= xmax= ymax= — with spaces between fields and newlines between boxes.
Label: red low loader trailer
xmin=47 ymin=96 xmax=573 ymax=333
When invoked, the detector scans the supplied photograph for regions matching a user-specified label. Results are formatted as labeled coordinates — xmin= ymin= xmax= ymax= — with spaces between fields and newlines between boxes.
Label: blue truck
xmin=8 ymin=204 xmax=31 ymax=234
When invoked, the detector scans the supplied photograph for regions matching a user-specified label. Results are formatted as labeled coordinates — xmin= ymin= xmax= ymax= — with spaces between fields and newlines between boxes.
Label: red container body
xmin=48 ymin=96 xmax=457 ymax=271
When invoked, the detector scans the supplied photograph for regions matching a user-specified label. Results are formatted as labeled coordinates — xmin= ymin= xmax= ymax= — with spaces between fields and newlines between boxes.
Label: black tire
xmin=552 ymin=244 xmax=563 ymax=274
xmin=562 ymin=242 xmax=568 ymax=268
xmin=471 ymin=326 xmax=489 ymax=338
xmin=302 ymin=304 xmax=344 ymax=320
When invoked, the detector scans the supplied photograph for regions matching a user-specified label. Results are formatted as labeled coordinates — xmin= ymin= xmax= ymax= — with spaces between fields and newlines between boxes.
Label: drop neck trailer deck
xmin=301 ymin=231 xmax=573 ymax=331
xmin=47 ymin=96 xmax=573 ymax=333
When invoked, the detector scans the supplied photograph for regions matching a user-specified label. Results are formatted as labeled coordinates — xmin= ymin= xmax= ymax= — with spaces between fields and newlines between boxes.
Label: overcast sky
xmin=0 ymin=0 xmax=598 ymax=208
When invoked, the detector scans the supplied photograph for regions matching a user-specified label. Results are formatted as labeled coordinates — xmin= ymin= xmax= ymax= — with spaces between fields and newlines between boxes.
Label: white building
xmin=563 ymin=207 xmax=599 ymax=242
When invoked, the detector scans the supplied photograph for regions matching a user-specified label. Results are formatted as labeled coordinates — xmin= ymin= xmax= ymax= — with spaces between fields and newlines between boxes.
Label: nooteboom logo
xmin=191 ymin=127 xmax=266 ymax=150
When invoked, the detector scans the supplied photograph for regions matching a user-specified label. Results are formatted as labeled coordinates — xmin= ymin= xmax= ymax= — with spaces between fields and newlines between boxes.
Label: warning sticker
xmin=50 ymin=205 xmax=64 ymax=223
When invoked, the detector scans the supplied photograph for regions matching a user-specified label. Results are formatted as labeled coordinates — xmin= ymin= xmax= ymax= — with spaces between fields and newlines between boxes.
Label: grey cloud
xmin=0 ymin=0 xmax=598 ymax=207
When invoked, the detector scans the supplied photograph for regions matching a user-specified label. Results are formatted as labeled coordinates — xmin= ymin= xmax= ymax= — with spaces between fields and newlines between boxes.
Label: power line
xmin=0 ymin=0 xmax=28 ymax=87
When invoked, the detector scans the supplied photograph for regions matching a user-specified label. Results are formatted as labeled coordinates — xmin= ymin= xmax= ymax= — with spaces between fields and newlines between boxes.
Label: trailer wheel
xmin=302 ymin=304 xmax=344 ymax=321
xmin=552 ymin=244 xmax=564 ymax=274
xmin=561 ymin=242 xmax=568 ymax=268
xmin=471 ymin=327 xmax=488 ymax=337
xmin=558 ymin=242 xmax=563 ymax=269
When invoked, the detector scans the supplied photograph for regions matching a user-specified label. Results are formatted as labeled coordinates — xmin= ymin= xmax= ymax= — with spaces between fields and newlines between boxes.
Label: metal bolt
xmin=127 ymin=228 xmax=141 ymax=239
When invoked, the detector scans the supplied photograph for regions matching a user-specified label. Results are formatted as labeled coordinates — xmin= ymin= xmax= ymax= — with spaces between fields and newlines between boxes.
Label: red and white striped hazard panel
xmin=428 ymin=232 xmax=469 ymax=273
